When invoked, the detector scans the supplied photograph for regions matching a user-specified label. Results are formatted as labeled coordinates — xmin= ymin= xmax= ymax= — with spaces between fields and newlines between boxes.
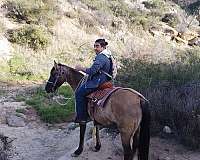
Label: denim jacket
xmin=84 ymin=49 xmax=112 ymax=88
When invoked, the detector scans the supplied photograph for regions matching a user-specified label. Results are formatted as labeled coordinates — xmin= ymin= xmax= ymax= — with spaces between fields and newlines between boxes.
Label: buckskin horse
xmin=45 ymin=61 xmax=150 ymax=160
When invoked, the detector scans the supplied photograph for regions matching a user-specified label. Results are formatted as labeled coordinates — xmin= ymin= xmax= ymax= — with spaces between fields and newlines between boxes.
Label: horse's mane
xmin=57 ymin=63 xmax=84 ymax=78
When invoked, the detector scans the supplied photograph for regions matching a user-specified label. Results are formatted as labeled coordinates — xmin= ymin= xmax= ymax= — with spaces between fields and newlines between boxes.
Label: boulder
xmin=6 ymin=115 xmax=26 ymax=127
xmin=0 ymin=36 xmax=12 ymax=61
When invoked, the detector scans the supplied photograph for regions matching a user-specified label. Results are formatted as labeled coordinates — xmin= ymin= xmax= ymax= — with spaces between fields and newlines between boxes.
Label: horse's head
xmin=45 ymin=61 xmax=67 ymax=93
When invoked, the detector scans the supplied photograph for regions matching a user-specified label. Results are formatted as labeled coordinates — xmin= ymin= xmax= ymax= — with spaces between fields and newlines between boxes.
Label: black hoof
xmin=92 ymin=145 xmax=101 ymax=152
xmin=71 ymin=153 xmax=79 ymax=157
xmin=71 ymin=148 xmax=83 ymax=157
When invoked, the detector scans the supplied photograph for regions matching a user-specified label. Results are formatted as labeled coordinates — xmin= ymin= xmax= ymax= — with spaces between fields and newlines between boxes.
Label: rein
xmin=47 ymin=69 xmax=87 ymax=106
xmin=54 ymin=90 xmax=74 ymax=106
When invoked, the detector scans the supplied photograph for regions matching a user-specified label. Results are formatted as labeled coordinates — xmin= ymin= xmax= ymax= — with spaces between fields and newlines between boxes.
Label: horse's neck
xmin=64 ymin=66 xmax=83 ymax=91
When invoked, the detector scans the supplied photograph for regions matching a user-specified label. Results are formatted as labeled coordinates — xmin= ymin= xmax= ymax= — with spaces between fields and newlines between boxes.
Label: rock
xmin=6 ymin=115 xmax=26 ymax=127
xmin=163 ymin=126 xmax=172 ymax=134
xmin=15 ymin=113 xmax=27 ymax=119
xmin=0 ymin=36 xmax=12 ymax=60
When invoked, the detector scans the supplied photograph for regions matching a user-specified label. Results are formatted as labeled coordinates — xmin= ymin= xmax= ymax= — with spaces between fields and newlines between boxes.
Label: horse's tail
xmin=138 ymin=99 xmax=150 ymax=160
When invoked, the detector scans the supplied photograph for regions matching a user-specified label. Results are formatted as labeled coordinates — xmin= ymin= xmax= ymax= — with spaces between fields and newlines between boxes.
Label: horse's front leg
xmin=93 ymin=124 xmax=101 ymax=152
xmin=71 ymin=123 xmax=86 ymax=157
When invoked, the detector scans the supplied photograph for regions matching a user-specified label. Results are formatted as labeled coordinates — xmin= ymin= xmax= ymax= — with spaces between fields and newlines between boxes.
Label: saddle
xmin=86 ymin=81 xmax=122 ymax=121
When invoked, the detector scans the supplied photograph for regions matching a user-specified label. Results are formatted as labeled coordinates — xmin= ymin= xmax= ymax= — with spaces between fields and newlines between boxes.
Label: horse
xmin=45 ymin=61 xmax=150 ymax=160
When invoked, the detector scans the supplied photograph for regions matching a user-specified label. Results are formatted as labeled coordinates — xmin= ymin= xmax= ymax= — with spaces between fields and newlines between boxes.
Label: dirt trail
xmin=0 ymin=82 xmax=199 ymax=160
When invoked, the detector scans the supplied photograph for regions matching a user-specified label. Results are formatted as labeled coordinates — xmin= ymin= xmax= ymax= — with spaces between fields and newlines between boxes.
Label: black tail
xmin=138 ymin=100 xmax=150 ymax=160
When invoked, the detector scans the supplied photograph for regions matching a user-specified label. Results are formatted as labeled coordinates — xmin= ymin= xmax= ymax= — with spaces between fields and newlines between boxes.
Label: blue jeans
xmin=75 ymin=84 xmax=97 ymax=121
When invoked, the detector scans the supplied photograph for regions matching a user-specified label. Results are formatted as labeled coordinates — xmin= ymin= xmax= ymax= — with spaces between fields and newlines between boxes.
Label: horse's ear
xmin=54 ymin=60 xmax=58 ymax=69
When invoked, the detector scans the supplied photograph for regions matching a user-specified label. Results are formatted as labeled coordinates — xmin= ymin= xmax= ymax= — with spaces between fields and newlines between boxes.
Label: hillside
xmin=0 ymin=0 xmax=200 ymax=81
xmin=0 ymin=0 xmax=200 ymax=159
xmin=172 ymin=0 xmax=198 ymax=6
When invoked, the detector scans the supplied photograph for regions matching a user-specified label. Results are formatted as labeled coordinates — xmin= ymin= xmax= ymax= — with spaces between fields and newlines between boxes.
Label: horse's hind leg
xmin=120 ymin=132 xmax=133 ymax=160
xmin=131 ymin=128 xmax=140 ymax=159
xmin=71 ymin=123 xmax=86 ymax=157
xmin=93 ymin=124 xmax=101 ymax=152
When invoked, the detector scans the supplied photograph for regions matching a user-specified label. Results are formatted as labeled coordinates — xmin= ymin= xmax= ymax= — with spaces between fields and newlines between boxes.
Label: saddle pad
xmin=87 ymin=87 xmax=122 ymax=107
xmin=87 ymin=87 xmax=122 ymax=121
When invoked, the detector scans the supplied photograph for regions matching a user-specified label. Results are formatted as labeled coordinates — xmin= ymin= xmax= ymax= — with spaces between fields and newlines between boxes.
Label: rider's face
xmin=94 ymin=42 xmax=104 ymax=54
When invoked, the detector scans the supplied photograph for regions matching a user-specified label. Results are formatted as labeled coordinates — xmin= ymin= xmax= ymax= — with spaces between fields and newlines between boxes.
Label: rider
xmin=74 ymin=38 xmax=113 ymax=124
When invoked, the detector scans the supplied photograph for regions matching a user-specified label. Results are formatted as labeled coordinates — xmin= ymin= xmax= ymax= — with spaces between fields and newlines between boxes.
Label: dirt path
xmin=0 ymin=83 xmax=199 ymax=160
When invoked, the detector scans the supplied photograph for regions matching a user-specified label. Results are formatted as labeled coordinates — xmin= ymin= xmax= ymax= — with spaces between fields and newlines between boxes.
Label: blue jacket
xmin=84 ymin=50 xmax=112 ymax=88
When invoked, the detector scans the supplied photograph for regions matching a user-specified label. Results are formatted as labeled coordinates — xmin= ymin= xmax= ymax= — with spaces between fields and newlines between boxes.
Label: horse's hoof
xmin=91 ymin=148 xmax=98 ymax=152
xmin=71 ymin=148 xmax=83 ymax=157
xmin=91 ymin=145 xmax=101 ymax=152
xmin=71 ymin=153 xmax=79 ymax=157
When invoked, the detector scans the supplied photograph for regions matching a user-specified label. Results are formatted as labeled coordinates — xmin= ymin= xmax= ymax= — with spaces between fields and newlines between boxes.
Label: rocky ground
xmin=0 ymin=82 xmax=200 ymax=160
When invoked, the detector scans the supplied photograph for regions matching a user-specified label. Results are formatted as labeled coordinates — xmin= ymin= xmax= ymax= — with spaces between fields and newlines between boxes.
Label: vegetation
xmin=7 ymin=25 xmax=50 ymax=50
xmin=185 ymin=1 xmax=200 ymax=15
xmin=0 ymin=134 xmax=11 ymax=160
xmin=79 ymin=0 xmax=165 ymax=30
xmin=142 ymin=0 xmax=164 ymax=9
xmin=0 ymin=0 xmax=200 ymax=150
xmin=161 ymin=13 xmax=179 ymax=27
xmin=116 ymin=48 xmax=200 ymax=149
xmin=0 ymin=21 xmax=5 ymax=34
xmin=22 ymin=86 xmax=75 ymax=124
xmin=2 ymin=0 xmax=59 ymax=26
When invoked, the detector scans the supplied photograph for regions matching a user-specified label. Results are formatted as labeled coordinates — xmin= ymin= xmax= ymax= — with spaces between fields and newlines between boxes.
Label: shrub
xmin=161 ymin=13 xmax=179 ymax=27
xmin=79 ymin=0 xmax=107 ymax=11
xmin=7 ymin=53 xmax=30 ymax=76
xmin=185 ymin=1 xmax=200 ymax=15
xmin=117 ymin=48 xmax=200 ymax=89
xmin=2 ymin=0 xmax=58 ymax=26
xmin=116 ymin=48 xmax=200 ymax=149
xmin=65 ymin=10 xmax=77 ymax=19
xmin=109 ymin=1 xmax=129 ymax=17
xmin=7 ymin=25 xmax=50 ymax=50
xmin=24 ymin=86 xmax=75 ymax=123
xmin=0 ymin=134 xmax=11 ymax=160
xmin=78 ymin=11 xmax=97 ymax=28
xmin=146 ymin=84 xmax=200 ymax=149
xmin=142 ymin=1 xmax=158 ymax=9
xmin=142 ymin=0 xmax=164 ymax=9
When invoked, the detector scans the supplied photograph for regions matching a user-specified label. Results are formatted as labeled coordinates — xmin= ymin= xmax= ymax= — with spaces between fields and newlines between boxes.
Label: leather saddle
xmin=86 ymin=81 xmax=121 ymax=120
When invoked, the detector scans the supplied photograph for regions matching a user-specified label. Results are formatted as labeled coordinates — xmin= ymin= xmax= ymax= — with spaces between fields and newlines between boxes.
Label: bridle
xmin=46 ymin=66 xmax=88 ymax=106
xmin=46 ymin=73 xmax=61 ymax=92
xmin=46 ymin=67 xmax=73 ymax=105
xmin=47 ymin=65 xmax=67 ymax=92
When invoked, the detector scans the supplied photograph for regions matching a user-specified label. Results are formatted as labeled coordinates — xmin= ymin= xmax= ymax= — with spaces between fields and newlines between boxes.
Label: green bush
xmin=80 ymin=0 xmax=131 ymax=18
xmin=2 ymin=0 xmax=58 ymax=26
xmin=24 ymin=86 xmax=75 ymax=124
xmin=79 ymin=0 xmax=161 ymax=30
xmin=116 ymin=48 xmax=200 ymax=149
xmin=8 ymin=53 xmax=30 ymax=76
xmin=7 ymin=25 xmax=50 ymax=50
xmin=117 ymin=48 xmax=200 ymax=90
